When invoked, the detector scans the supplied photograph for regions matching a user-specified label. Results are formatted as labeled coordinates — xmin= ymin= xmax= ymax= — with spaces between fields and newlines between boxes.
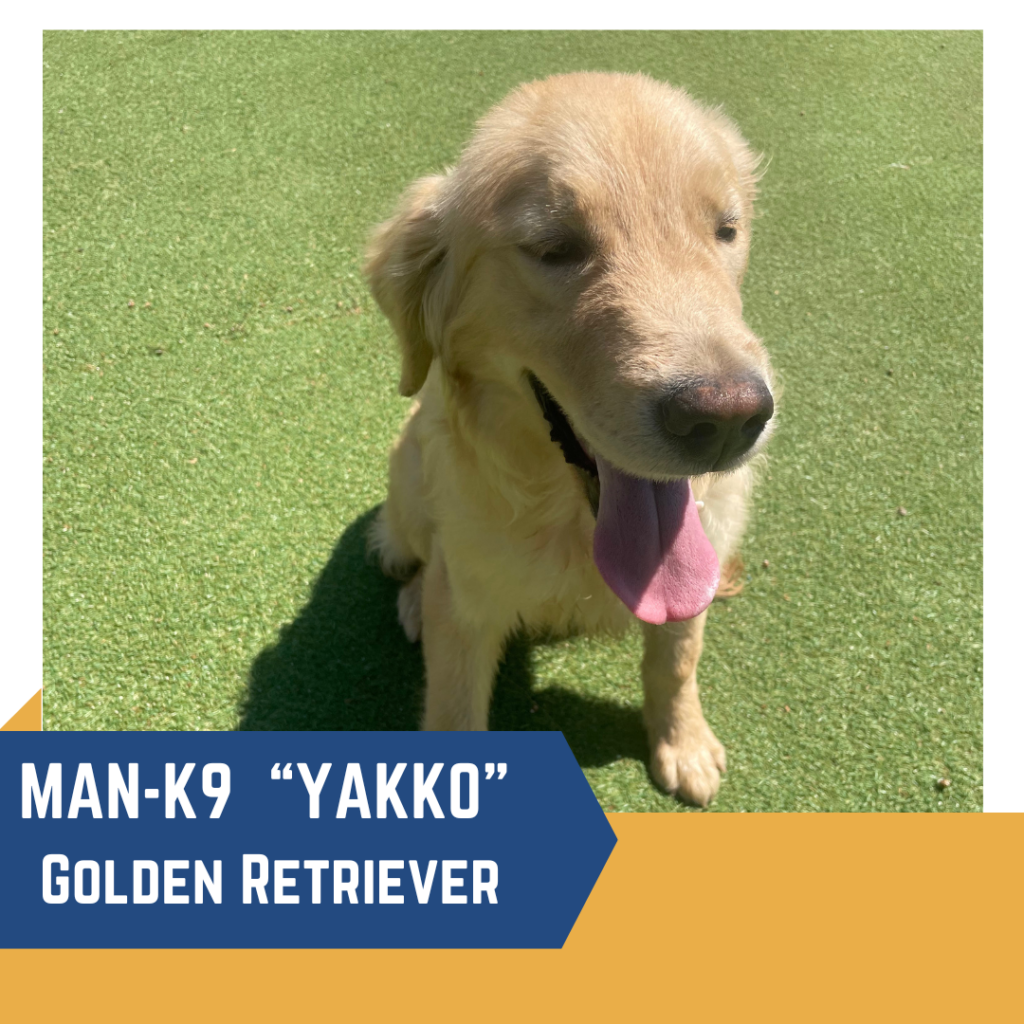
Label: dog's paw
xmin=397 ymin=570 xmax=423 ymax=643
xmin=649 ymin=720 xmax=726 ymax=808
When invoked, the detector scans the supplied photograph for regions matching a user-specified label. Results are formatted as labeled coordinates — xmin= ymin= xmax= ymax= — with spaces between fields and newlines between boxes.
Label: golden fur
xmin=365 ymin=73 xmax=774 ymax=806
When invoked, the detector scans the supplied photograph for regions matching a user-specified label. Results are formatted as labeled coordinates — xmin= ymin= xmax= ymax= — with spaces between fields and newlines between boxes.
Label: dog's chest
xmin=442 ymin=494 xmax=634 ymax=636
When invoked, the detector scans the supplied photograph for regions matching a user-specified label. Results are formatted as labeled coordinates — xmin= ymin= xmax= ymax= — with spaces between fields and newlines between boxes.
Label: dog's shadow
xmin=239 ymin=507 xmax=649 ymax=769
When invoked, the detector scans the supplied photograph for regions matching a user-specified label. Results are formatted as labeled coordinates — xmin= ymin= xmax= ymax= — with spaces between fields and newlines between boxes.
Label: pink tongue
xmin=592 ymin=454 xmax=720 ymax=625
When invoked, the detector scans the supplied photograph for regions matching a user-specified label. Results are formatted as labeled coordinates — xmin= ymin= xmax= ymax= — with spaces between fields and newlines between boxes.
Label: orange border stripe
xmin=1 ymin=812 xmax=1019 ymax=1021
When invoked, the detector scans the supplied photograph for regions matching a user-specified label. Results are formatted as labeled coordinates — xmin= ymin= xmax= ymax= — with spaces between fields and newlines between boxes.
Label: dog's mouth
xmin=527 ymin=372 xmax=720 ymax=625
xmin=528 ymin=372 xmax=600 ymax=499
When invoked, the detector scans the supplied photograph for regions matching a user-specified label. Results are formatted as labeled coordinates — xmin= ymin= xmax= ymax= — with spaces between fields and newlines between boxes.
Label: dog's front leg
xmin=641 ymin=613 xmax=726 ymax=807
xmin=420 ymin=549 xmax=507 ymax=731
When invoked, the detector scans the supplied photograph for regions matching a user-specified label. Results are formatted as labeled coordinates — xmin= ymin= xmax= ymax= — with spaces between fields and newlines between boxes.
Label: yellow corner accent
xmin=2 ymin=689 xmax=42 ymax=731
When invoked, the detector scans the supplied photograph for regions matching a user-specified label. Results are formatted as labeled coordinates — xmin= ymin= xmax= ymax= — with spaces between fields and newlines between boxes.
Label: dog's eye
xmin=520 ymin=236 xmax=590 ymax=268
xmin=716 ymin=222 xmax=738 ymax=243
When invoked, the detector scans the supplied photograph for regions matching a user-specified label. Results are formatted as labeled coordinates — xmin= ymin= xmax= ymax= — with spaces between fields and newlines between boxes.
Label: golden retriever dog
xmin=365 ymin=72 xmax=775 ymax=806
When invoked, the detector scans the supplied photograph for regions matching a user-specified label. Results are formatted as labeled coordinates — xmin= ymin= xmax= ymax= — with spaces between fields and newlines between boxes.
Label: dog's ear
xmin=365 ymin=174 xmax=450 ymax=397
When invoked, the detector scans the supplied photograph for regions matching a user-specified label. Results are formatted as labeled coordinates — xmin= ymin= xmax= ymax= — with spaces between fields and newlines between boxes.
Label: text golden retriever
xmin=366 ymin=73 xmax=775 ymax=806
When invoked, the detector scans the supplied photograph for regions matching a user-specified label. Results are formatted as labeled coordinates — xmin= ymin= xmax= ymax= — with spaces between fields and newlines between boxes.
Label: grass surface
xmin=43 ymin=31 xmax=982 ymax=811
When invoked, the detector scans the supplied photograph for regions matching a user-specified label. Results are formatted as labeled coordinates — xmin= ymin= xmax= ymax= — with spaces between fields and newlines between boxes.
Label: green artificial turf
xmin=43 ymin=31 xmax=983 ymax=811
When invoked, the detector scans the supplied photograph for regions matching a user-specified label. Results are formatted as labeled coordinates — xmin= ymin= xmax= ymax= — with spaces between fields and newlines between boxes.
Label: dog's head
xmin=366 ymin=73 xmax=775 ymax=623
xmin=366 ymin=71 xmax=774 ymax=479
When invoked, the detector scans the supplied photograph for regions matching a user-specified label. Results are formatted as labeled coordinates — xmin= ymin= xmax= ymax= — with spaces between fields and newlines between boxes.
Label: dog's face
xmin=367 ymin=72 xmax=775 ymax=482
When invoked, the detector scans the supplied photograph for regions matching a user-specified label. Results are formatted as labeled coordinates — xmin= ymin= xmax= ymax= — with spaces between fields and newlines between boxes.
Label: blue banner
xmin=1 ymin=731 xmax=616 ymax=949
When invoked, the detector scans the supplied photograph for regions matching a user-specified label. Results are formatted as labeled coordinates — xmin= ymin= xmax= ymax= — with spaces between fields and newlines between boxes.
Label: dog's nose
xmin=659 ymin=376 xmax=774 ymax=467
